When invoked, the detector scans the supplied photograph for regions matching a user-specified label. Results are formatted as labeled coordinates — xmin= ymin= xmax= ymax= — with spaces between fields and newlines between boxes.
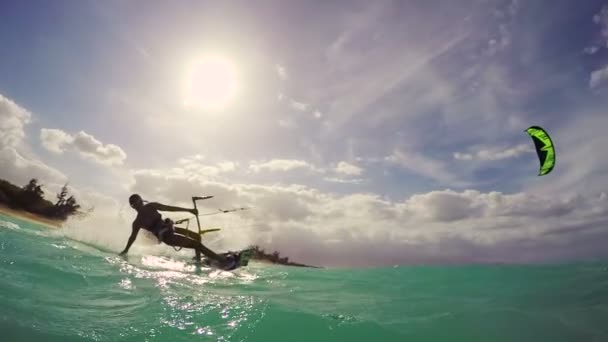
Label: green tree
xmin=22 ymin=179 xmax=44 ymax=200
xmin=55 ymin=183 xmax=69 ymax=206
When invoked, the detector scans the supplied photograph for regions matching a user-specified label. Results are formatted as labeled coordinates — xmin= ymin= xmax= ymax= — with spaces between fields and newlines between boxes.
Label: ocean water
xmin=1 ymin=214 xmax=608 ymax=342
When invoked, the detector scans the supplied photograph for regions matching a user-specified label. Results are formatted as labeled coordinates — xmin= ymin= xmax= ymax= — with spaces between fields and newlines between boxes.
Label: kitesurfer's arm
xmin=148 ymin=202 xmax=198 ymax=215
xmin=119 ymin=221 xmax=141 ymax=255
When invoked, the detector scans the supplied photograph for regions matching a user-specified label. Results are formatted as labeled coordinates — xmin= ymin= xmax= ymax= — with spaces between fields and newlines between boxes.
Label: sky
xmin=1 ymin=0 xmax=608 ymax=267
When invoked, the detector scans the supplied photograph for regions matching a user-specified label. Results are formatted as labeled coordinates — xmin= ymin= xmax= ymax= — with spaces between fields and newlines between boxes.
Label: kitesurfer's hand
xmin=190 ymin=208 xmax=198 ymax=216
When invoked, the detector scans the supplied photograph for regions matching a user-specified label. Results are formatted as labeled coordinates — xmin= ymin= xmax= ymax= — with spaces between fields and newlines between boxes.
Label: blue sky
xmin=1 ymin=0 xmax=608 ymax=266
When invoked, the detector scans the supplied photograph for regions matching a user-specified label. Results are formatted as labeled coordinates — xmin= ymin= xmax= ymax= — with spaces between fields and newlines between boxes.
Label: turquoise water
xmin=1 ymin=214 xmax=608 ymax=342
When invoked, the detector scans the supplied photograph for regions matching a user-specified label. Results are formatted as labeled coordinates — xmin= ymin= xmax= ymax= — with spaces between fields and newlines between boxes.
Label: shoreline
xmin=0 ymin=204 xmax=63 ymax=229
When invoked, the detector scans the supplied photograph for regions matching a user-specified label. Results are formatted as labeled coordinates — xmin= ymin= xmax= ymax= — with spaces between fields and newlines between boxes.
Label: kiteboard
xmin=198 ymin=248 xmax=253 ymax=271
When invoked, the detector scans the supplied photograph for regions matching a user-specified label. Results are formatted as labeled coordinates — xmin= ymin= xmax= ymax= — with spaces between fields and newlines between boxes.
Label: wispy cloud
xmin=289 ymin=100 xmax=309 ymax=112
xmin=454 ymin=144 xmax=534 ymax=161
xmin=584 ymin=5 xmax=608 ymax=55
xmin=386 ymin=149 xmax=462 ymax=186
xmin=175 ymin=155 xmax=237 ymax=177
xmin=249 ymin=159 xmax=318 ymax=173
xmin=275 ymin=64 xmax=287 ymax=80
xmin=40 ymin=129 xmax=127 ymax=166
xmin=323 ymin=177 xmax=364 ymax=184
xmin=593 ymin=5 xmax=608 ymax=47
xmin=584 ymin=46 xmax=600 ymax=55
xmin=590 ymin=65 xmax=608 ymax=89
xmin=335 ymin=161 xmax=363 ymax=176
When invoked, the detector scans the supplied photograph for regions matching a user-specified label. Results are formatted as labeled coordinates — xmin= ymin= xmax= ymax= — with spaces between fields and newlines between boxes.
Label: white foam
xmin=0 ymin=219 xmax=21 ymax=230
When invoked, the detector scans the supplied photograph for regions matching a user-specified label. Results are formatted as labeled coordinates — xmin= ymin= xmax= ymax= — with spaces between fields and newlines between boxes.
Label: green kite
xmin=525 ymin=126 xmax=555 ymax=176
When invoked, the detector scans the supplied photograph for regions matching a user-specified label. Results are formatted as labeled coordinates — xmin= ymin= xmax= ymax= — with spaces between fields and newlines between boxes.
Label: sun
xmin=184 ymin=56 xmax=238 ymax=110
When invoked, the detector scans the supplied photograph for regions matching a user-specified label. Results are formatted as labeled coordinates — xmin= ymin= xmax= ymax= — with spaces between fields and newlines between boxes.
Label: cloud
xmin=217 ymin=161 xmax=236 ymax=172
xmin=0 ymin=93 xmax=31 ymax=148
xmin=335 ymin=161 xmax=363 ymax=176
xmin=323 ymin=177 xmax=364 ymax=184
xmin=0 ymin=93 xmax=66 ymax=186
xmin=589 ymin=65 xmax=608 ymax=90
xmin=584 ymin=46 xmax=600 ymax=55
xmin=40 ymin=129 xmax=127 ymax=166
xmin=127 ymin=165 xmax=608 ymax=266
xmin=402 ymin=189 xmax=584 ymax=222
xmin=583 ymin=5 xmax=608 ymax=55
xmin=0 ymin=147 xmax=66 ymax=186
xmin=277 ymin=118 xmax=296 ymax=128
xmin=508 ymin=0 xmax=520 ymax=16
xmin=386 ymin=149 xmax=462 ymax=186
xmin=454 ymin=144 xmax=533 ymax=161
xmin=275 ymin=64 xmax=287 ymax=80
xmin=40 ymin=128 xmax=73 ymax=153
xmin=289 ymin=100 xmax=309 ymax=112
xmin=486 ymin=24 xmax=512 ymax=56
xmin=249 ymin=159 xmax=318 ymax=173
xmin=593 ymin=5 xmax=608 ymax=45
xmin=313 ymin=110 xmax=323 ymax=119
xmin=174 ymin=155 xmax=237 ymax=177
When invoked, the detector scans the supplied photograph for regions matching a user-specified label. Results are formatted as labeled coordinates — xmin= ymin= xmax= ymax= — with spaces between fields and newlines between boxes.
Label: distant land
xmin=247 ymin=245 xmax=321 ymax=268
xmin=0 ymin=178 xmax=85 ymax=227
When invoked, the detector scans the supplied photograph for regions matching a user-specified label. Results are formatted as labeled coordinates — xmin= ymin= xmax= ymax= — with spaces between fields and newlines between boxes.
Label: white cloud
xmin=275 ymin=64 xmax=287 ymax=80
xmin=323 ymin=177 xmax=364 ymax=184
xmin=335 ymin=161 xmax=363 ymax=176
xmin=486 ymin=24 xmax=512 ymax=56
xmin=217 ymin=161 xmax=236 ymax=172
xmin=177 ymin=154 xmax=204 ymax=165
xmin=0 ymin=147 xmax=66 ymax=186
xmin=0 ymin=93 xmax=66 ymax=186
xmin=386 ymin=149 xmax=462 ymax=186
xmin=593 ymin=5 xmax=608 ymax=38
xmin=401 ymin=189 xmax=584 ymax=222
xmin=72 ymin=131 xmax=126 ymax=165
xmin=313 ymin=110 xmax=323 ymax=119
xmin=0 ymin=93 xmax=31 ymax=149
xmin=277 ymin=118 xmax=296 ymax=128
xmin=40 ymin=128 xmax=73 ymax=154
xmin=126 ymin=166 xmax=608 ymax=266
xmin=584 ymin=46 xmax=600 ymax=55
xmin=40 ymin=129 xmax=127 ymax=166
xmin=454 ymin=144 xmax=533 ymax=161
xmin=587 ymin=5 xmax=608 ymax=53
xmin=590 ymin=65 xmax=608 ymax=89
xmin=290 ymin=100 xmax=309 ymax=112
xmin=249 ymin=159 xmax=318 ymax=173
xmin=173 ymin=155 xmax=237 ymax=178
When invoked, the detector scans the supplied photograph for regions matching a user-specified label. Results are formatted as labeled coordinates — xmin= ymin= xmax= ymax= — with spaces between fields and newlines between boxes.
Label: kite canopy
xmin=525 ymin=126 xmax=555 ymax=176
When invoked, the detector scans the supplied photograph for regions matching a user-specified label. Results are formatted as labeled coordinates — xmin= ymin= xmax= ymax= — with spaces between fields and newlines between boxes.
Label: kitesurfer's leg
xmin=173 ymin=227 xmax=202 ymax=260
xmin=162 ymin=233 xmax=224 ymax=262
xmin=174 ymin=227 xmax=201 ymax=240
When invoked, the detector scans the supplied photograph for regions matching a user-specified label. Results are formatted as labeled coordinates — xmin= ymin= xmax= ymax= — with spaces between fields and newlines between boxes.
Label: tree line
xmin=0 ymin=178 xmax=83 ymax=221
xmin=247 ymin=244 xmax=319 ymax=268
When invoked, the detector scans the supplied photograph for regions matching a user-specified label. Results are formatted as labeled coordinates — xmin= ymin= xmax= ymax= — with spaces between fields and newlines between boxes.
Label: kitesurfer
xmin=119 ymin=194 xmax=234 ymax=268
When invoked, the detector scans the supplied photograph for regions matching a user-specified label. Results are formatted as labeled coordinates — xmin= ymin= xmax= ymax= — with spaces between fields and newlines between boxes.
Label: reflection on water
xmin=103 ymin=254 xmax=265 ymax=340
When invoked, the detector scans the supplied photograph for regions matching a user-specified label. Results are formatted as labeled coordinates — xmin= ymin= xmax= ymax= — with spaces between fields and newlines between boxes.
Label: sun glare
xmin=184 ymin=56 xmax=238 ymax=110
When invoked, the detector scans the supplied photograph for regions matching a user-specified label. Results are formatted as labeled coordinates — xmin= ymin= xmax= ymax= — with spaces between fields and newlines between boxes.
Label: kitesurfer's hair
xmin=129 ymin=194 xmax=142 ymax=205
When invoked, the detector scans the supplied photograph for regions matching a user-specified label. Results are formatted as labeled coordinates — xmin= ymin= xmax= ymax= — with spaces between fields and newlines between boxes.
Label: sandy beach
xmin=0 ymin=205 xmax=62 ymax=228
